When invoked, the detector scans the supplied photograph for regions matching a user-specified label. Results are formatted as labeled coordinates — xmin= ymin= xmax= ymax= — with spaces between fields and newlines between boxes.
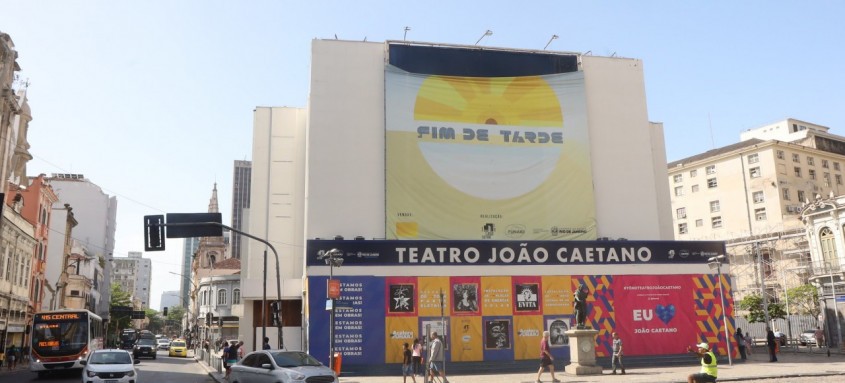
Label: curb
xmin=194 ymin=354 xmax=226 ymax=383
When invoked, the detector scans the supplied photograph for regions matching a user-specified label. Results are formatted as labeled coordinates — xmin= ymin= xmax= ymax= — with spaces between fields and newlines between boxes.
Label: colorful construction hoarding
xmin=306 ymin=240 xmax=733 ymax=368
xmin=307 ymin=273 xmax=734 ymax=365
xmin=385 ymin=46 xmax=596 ymax=240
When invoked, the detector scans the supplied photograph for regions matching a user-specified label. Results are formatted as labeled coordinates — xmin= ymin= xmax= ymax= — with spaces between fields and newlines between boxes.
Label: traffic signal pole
xmin=147 ymin=219 xmax=284 ymax=350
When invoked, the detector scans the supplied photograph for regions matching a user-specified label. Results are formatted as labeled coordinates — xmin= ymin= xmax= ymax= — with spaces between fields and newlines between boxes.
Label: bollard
xmin=332 ymin=352 xmax=342 ymax=376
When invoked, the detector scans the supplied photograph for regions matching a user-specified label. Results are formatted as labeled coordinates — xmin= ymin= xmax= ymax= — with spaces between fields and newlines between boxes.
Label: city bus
xmin=120 ymin=328 xmax=138 ymax=350
xmin=30 ymin=309 xmax=104 ymax=377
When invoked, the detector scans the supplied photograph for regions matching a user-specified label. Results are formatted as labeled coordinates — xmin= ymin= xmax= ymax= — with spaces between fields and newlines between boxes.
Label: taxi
xmin=168 ymin=339 xmax=189 ymax=357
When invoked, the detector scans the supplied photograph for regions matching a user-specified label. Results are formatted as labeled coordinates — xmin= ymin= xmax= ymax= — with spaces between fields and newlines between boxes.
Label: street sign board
xmin=131 ymin=311 xmax=146 ymax=319
xmin=327 ymin=279 xmax=341 ymax=299
xmin=166 ymin=213 xmax=223 ymax=238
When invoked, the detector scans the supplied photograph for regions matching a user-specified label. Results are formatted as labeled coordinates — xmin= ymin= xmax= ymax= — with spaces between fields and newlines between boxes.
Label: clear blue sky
xmin=2 ymin=1 xmax=843 ymax=309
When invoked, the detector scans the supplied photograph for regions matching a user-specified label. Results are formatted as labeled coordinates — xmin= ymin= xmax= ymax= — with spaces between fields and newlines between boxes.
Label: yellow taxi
xmin=168 ymin=339 xmax=188 ymax=357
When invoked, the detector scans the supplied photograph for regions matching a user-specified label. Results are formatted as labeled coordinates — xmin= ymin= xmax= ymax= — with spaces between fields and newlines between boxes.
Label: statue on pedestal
xmin=573 ymin=282 xmax=590 ymax=329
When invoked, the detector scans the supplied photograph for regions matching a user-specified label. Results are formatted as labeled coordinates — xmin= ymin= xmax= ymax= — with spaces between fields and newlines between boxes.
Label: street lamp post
xmin=320 ymin=249 xmax=343 ymax=370
xmin=708 ymin=254 xmax=733 ymax=366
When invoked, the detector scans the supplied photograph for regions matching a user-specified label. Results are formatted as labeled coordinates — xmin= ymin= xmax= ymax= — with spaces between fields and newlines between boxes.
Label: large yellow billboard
xmin=386 ymin=65 xmax=596 ymax=240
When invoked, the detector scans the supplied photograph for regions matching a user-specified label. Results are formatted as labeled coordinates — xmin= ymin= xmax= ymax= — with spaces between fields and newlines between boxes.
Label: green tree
xmin=737 ymin=294 xmax=787 ymax=323
xmin=165 ymin=306 xmax=186 ymax=336
xmin=145 ymin=308 xmax=164 ymax=334
xmin=109 ymin=283 xmax=133 ymax=345
xmin=786 ymin=284 xmax=820 ymax=317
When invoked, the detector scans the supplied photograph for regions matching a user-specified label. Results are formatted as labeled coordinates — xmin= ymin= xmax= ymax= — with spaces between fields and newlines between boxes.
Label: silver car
xmin=229 ymin=350 xmax=338 ymax=383
xmin=80 ymin=349 xmax=140 ymax=383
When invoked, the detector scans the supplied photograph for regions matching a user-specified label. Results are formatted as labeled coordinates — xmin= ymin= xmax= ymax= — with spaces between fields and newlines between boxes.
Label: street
xmin=2 ymin=350 xmax=213 ymax=383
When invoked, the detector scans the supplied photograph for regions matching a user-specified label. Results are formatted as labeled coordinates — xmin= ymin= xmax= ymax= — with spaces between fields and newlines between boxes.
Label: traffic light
xmin=206 ymin=314 xmax=213 ymax=326
xmin=270 ymin=301 xmax=281 ymax=327
xmin=218 ymin=317 xmax=223 ymax=327
xmin=163 ymin=307 xmax=168 ymax=316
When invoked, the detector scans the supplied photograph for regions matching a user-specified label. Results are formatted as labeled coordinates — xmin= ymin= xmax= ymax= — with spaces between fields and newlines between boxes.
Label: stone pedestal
xmin=565 ymin=329 xmax=603 ymax=375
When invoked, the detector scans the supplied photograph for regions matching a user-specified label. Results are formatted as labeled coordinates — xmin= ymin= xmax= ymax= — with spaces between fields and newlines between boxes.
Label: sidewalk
xmin=195 ymin=349 xmax=845 ymax=383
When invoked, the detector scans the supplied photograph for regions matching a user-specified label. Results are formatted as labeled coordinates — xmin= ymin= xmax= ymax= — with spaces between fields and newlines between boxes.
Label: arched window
xmin=218 ymin=289 xmax=227 ymax=305
xmin=202 ymin=290 xmax=208 ymax=306
xmin=233 ymin=289 xmax=241 ymax=305
xmin=820 ymin=227 xmax=839 ymax=269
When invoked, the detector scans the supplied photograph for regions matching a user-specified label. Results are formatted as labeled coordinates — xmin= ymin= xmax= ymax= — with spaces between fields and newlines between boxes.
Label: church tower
xmin=193 ymin=183 xmax=228 ymax=271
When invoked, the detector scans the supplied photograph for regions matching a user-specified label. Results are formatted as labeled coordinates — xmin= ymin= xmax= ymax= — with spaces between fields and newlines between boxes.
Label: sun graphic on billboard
xmin=385 ymin=63 xmax=596 ymax=240
xmin=412 ymin=75 xmax=564 ymax=200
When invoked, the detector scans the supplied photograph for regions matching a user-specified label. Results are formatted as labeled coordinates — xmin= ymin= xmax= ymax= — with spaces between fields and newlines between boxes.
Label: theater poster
xmin=307 ymin=273 xmax=732 ymax=366
xmin=385 ymin=65 xmax=597 ymax=240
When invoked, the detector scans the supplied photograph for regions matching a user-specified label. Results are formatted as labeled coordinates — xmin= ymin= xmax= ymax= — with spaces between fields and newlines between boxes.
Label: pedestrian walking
xmin=7 ymin=345 xmax=18 ymax=371
xmin=403 ymin=342 xmax=417 ymax=383
xmin=535 ymin=330 xmax=560 ymax=382
xmin=427 ymin=332 xmax=448 ymax=383
xmin=766 ymin=327 xmax=778 ymax=362
xmin=0 ymin=349 xmax=5 ymax=368
xmin=222 ymin=343 xmax=232 ymax=379
xmin=814 ymin=326 xmax=825 ymax=350
xmin=412 ymin=338 xmax=422 ymax=377
xmin=744 ymin=332 xmax=753 ymax=355
xmin=263 ymin=337 xmax=271 ymax=350
xmin=611 ymin=332 xmax=625 ymax=374
xmin=686 ymin=342 xmax=717 ymax=383
xmin=735 ymin=328 xmax=747 ymax=361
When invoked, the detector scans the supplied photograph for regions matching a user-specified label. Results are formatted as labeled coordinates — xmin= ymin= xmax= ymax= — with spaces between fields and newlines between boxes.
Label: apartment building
xmin=669 ymin=118 xmax=845 ymax=305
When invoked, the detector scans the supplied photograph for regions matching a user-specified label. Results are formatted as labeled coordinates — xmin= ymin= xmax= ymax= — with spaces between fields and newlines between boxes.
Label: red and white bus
xmin=30 ymin=309 xmax=103 ymax=377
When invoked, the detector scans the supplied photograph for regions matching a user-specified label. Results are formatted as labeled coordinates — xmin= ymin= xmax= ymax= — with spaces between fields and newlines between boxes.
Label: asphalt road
xmin=6 ymin=350 xmax=213 ymax=383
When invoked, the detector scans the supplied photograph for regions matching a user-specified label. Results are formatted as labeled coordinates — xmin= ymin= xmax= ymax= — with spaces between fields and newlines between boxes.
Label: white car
xmin=157 ymin=338 xmax=171 ymax=350
xmin=229 ymin=350 xmax=338 ymax=383
xmin=80 ymin=349 xmax=140 ymax=383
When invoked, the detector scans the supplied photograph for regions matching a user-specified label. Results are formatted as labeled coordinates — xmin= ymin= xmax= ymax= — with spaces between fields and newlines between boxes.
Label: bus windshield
xmin=32 ymin=312 xmax=89 ymax=357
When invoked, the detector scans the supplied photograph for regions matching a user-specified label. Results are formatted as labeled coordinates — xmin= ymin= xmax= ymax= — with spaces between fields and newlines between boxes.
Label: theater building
xmin=241 ymin=40 xmax=731 ymax=373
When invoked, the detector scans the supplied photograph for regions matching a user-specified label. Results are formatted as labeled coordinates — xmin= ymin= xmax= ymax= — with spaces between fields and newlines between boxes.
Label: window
xmin=836 ymin=162 xmax=841 ymax=171
xmin=824 ymin=173 xmax=831 ymax=187
xmin=710 ymin=200 xmax=720 ymax=213
xmin=695 ymin=219 xmax=703 ymax=227
xmin=674 ymin=186 xmax=684 ymax=196
xmin=776 ymin=150 xmax=785 ymax=160
xmin=782 ymin=188 xmax=790 ymax=200
xmin=749 ymin=167 xmax=761 ymax=178
xmin=837 ymin=175 xmax=842 ymax=185
xmin=707 ymin=178 xmax=718 ymax=188
xmin=706 ymin=165 xmax=716 ymax=175
xmin=748 ymin=153 xmax=759 ymax=164
xmin=218 ymin=289 xmax=227 ymax=305
xmin=711 ymin=216 xmax=722 ymax=228
xmin=823 ymin=159 xmax=829 ymax=168
xmin=678 ymin=223 xmax=688 ymax=235
xmin=807 ymin=156 xmax=815 ymax=166
xmin=673 ymin=174 xmax=683 ymax=183
xmin=676 ymin=207 xmax=687 ymax=219
xmin=755 ymin=208 xmax=767 ymax=221
xmin=753 ymin=191 xmax=764 ymax=203
xmin=690 ymin=169 xmax=698 ymax=177
xmin=820 ymin=227 xmax=839 ymax=269
xmin=809 ymin=169 xmax=816 ymax=180
xmin=798 ymin=190 xmax=806 ymax=203
xmin=777 ymin=163 xmax=787 ymax=175
xmin=794 ymin=167 xmax=802 ymax=177
xmin=692 ymin=185 xmax=700 ymax=193
xmin=233 ymin=289 xmax=241 ymax=305
xmin=792 ymin=153 xmax=800 ymax=163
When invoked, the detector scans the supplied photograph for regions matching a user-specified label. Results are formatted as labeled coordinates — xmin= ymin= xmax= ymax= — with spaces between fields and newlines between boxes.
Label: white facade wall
xmin=740 ymin=118 xmax=830 ymax=142
xmin=49 ymin=177 xmax=117 ymax=317
xmin=242 ymin=107 xmax=307 ymax=350
xmin=303 ymin=41 xmax=670 ymax=241
xmin=128 ymin=251 xmax=151 ymax=308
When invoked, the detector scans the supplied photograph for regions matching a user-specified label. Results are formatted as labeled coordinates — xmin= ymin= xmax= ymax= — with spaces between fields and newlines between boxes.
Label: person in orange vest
xmin=686 ymin=342 xmax=717 ymax=383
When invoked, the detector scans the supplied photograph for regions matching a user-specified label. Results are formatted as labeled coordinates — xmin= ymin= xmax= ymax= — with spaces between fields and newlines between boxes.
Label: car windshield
xmin=171 ymin=342 xmax=186 ymax=347
xmin=158 ymin=339 xmax=169 ymax=343
xmin=138 ymin=339 xmax=156 ymax=345
xmin=89 ymin=352 xmax=132 ymax=365
xmin=271 ymin=352 xmax=322 ymax=367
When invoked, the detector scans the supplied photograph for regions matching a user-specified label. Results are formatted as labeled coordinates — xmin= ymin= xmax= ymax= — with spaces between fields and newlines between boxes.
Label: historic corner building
xmin=242 ymin=40 xmax=733 ymax=373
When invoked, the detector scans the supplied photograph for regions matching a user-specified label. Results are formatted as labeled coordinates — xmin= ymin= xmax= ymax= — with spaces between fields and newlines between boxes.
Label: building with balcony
xmin=0 ymin=193 xmax=36 ymax=349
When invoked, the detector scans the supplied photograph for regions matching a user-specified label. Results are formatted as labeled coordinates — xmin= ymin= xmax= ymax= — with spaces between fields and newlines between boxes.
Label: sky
xmin=2 ymin=1 xmax=844 ymax=310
